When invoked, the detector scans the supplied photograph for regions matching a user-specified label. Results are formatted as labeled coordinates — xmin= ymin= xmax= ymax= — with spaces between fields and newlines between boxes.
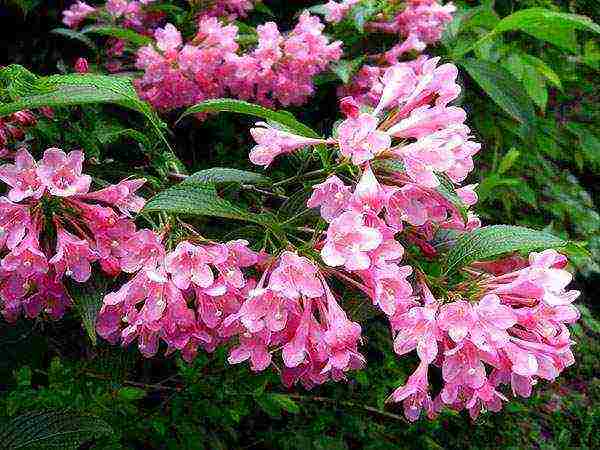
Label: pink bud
xmin=74 ymin=57 xmax=89 ymax=74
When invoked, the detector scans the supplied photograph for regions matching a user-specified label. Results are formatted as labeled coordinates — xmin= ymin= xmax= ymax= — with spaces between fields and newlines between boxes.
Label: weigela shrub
xmin=1 ymin=0 xmax=583 ymax=423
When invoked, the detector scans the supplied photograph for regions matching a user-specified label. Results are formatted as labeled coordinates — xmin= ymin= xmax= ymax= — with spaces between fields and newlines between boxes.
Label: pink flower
xmin=154 ymin=23 xmax=182 ymax=54
xmin=321 ymin=211 xmax=383 ymax=271
xmin=368 ymin=263 xmax=414 ymax=316
xmin=249 ymin=122 xmax=327 ymax=167
xmin=36 ymin=148 xmax=91 ymax=197
xmin=49 ymin=227 xmax=97 ymax=282
xmin=388 ymin=362 xmax=433 ymax=422
xmin=1 ymin=233 xmax=49 ymax=279
xmin=349 ymin=164 xmax=389 ymax=214
xmin=337 ymin=113 xmax=390 ymax=165
xmin=268 ymin=251 xmax=324 ymax=299
xmin=76 ymin=178 xmax=146 ymax=216
xmin=323 ymin=0 xmax=360 ymax=23
xmin=118 ymin=229 xmax=165 ymax=273
xmin=0 ymin=198 xmax=30 ymax=250
xmin=228 ymin=329 xmax=272 ymax=371
xmin=307 ymin=175 xmax=352 ymax=222
xmin=164 ymin=241 xmax=214 ymax=290
xmin=74 ymin=57 xmax=89 ymax=74
xmin=0 ymin=149 xmax=44 ymax=202
xmin=392 ymin=301 xmax=439 ymax=363
xmin=62 ymin=1 xmax=95 ymax=28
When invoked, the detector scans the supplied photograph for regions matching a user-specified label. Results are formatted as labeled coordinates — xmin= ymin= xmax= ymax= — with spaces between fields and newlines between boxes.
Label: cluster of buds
xmin=0 ymin=109 xmax=52 ymax=149
xmin=0 ymin=148 xmax=145 ymax=321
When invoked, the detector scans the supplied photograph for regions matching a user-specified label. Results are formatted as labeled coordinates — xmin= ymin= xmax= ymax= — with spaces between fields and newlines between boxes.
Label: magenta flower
xmin=36 ymin=148 xmax=91 ymax=197
xmin=228 ymin=329 xmax=272 ymax=371
xmin=321 ymin=211 xmax=383 ymax=271
xmin=337 ymin=113 xmax=390 ymax=165
xmin=368 ymin=264 xmax=414 ymax=316
xmin=1 ymin=233 xmax=49 ymax=279
xmin=0 ymin=149 xmax=44 ymax=202
xmin=349 ymin=165 xmax=389 ymax=214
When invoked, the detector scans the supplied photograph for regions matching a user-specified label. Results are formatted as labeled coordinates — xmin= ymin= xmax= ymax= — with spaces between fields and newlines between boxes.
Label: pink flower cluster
xmin=368 ymin=0 xmax=456 ymax=63
xmin=97 ymin=241 xmax=364 ymax=387
xmin=63 ymin=0 xmax=165 ymax=72
xmin=389 ymin=250 xmax=579 ymax=421
xmin=134 ymin=13 xmax=342 ymax=112
xmin=243 ymin=51 xmax=580 ymax=420
xmin=0 ymin=148 xmax=146 ymax=321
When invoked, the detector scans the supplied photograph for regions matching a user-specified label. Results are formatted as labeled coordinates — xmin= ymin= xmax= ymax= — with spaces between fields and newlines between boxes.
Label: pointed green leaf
xmin=445 ymin=225 xmax=568 ymax=273
xmin=65 ymin=274 xmax=112 ymax=345
xmin=177 ymin=98 xmax=321 ymax=138
xmin=460 ymin=59 xmax=535 ymax=125
xmin=81 ymin=25 xmax=152 ymax=46
xmin=183 ymin=168 xmax=270 ymax=186
xmin=143 ymin=181 xmax=274 ymax=226
xmin=50 ymin=28 xmax=98 ymax=51
xmin=478 ymin=8 xmax=600 ymax=52
xmin=0 ymin=410 xmax=114 ymax=449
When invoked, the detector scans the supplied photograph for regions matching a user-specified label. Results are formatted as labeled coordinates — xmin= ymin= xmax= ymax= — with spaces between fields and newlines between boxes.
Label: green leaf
xmin=118 ymin=387 xmax=147 ymax=401
xmin=330 ymin=57 xmax=365 ymax=84
xmin=96 ymin=127 xmax=152 ymax=148
xmin=269 ymin=394 xmax=300 ymax=414
xmin=0 ymin=65 xmax=171 ymax=151
xmin=177 ymin=98 xmax=321 ymax=138
xmin=497 ymin=148 xmax=521 ymax=174
xmin=436 ymin=174 xmax=469 ymax=223
xmin=143 ymin=181 xmax=274 ymax=226
xmin=81 ymin=25 xmax=153 ymax=46
xmin=65 ymin=274 xmax=112 ymax=346
xmin=445 ymin=225 xmax=567 ymax=273
xmin=183 ymin=168 xmax=270 ymax=186
xmin=0 ymin=410 xmax=114 ymax=449
xmin=518 ymin=54 xmax=562 ymax=90
xmin=478 ymin=8 xmax=600 ymax=53
xmin=460 ymin=59 xmax=535 ymax=125
xmin=50 ymin=28 xmax=98 ymax=52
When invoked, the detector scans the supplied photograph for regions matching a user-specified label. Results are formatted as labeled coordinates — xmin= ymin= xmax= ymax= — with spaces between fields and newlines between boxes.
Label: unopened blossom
xmin=36 ymin=148 xmax=91 ymax=197
xmin=74 ymin=57 xmax=89 ymax=73
xmin=249 ymin=122 xmax=327 ymax=167
xmin=321 ymin=211 xmax=383 ymax=271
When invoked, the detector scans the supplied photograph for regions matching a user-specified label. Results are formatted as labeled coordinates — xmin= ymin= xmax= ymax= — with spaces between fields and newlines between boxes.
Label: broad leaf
xmin=183 ymin=168 xmax=270 ymax=186
xmin=81 ymin=25 xmax=153 ymax=46
xmin=445 ymin=225 xmax=567 ymax=273
xmin=144 ymin=181 xmax=274 ymax=226
xmin=0 ymin=410 xmax=114 ymax=449
xmin=0 ymin=65 xmax=170 ymax=150
xmin=460 ymin=59 xmax=535 ymax=125
xmin=479 ymin=8 xmax=600 ymax=52
xmin=50 ymin=28 xmax=98 ymax=51
xmin=177 ymin=98 xmax=321 ymax=138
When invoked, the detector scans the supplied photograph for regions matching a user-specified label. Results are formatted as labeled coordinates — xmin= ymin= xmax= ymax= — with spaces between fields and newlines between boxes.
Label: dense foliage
xmin=0 ymin=0 xmax=599 ymax=448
